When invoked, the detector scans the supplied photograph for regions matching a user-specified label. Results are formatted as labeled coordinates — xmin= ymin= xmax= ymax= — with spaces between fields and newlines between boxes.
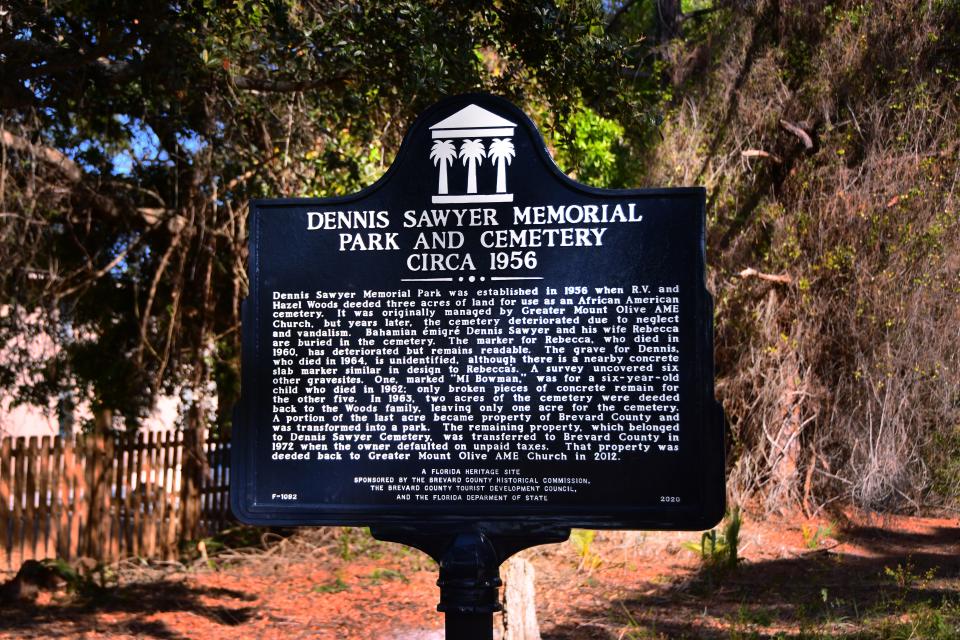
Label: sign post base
xmin=371 ymin=525 xmax=570 ymax=640
xmin=437 ymin=531 xmax=500 ymax=640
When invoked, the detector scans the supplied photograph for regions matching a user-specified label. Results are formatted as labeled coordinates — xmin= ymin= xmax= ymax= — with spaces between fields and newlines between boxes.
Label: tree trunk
xmin=180 ymin=219 xmax=216 ymax=543
xmin=82 ymin=409 xmax=112 ymax=559
xmin=499 ymin=556 xmax=540 ymax=640
xmin=179 ymin=402 xmax=207 ymax=542
xmin=656 ymin=0 xmax=682 ymax=43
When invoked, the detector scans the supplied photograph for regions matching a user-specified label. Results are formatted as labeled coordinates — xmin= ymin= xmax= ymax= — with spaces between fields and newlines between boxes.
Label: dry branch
xmin=738 ymin=267 xmax=793 ymax=285
xmin=741 ymin=149 xmax=782 ymax=163
xmin=0 ymin=129 xmax=82 ymax=182
xmin=779 ymin=119 xmax=814 ymax=150
xmin=232 ymin=74 xmax=346 ymax=93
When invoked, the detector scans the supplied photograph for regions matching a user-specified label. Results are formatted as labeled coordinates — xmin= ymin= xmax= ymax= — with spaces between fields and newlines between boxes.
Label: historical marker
xmin=232 ymin=94 xmax=724 ymax=636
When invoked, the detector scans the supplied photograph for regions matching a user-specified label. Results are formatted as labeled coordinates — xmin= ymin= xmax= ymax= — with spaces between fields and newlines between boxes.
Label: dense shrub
xmin=643 ymin=0 xmax=960 ymax=512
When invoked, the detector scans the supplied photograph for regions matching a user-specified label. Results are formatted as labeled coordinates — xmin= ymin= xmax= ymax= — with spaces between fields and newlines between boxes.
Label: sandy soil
xmin=1 ymin=508 xmax=957 ymax=639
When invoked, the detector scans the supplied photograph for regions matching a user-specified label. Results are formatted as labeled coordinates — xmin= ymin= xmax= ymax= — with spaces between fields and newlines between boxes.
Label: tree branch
xmin=0 ymin=128 xmax=163 ymax=224
xmin=618 ymin=65 xmax=654 ymax=81
xmin=5 ymin=29 xmax=140 ymax=82
xmin=678 ymin=7 xmax=723 ymax=23
xmin=742 ymin=149 xmax=782 ymax=163
xmin=0 ymin=129 xmax=83 ymax=182
xmin=607 ymin=2 xmax=723 ymax=34
xmin=231 ymin=74 xmax=346 ymax=93
xmin=606 ymin=0 xmax=640 ymax=34
xmin=779 ymin=119 xmax=814 ymax=150
xmin=739 ymin=267 xmax=793 ymax=285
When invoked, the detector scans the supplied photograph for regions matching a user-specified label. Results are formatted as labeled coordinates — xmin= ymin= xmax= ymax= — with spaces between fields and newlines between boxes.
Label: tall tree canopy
xmin=0 ymin=0 xmax=666 ymax=433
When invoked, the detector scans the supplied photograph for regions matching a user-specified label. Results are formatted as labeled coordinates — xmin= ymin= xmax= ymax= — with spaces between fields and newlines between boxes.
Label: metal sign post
xmin=370 ymin=524 xmax=569 ymax=638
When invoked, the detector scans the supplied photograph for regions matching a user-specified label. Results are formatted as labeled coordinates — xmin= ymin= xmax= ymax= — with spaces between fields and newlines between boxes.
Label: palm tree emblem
xmin=429 ymin=105 xmax=518 ymax=203
xmin=487 ymin=138 xmax=515 ymax=193
xmin=459 ymin=139 xmax=486 ymax=194
xmin=430 ymin=140 xmax=457 ymax=195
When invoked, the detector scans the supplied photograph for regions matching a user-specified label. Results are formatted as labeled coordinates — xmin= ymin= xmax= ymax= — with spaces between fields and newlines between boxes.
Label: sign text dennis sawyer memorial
xmin=231 ymin=94 xmax=724 ymax=532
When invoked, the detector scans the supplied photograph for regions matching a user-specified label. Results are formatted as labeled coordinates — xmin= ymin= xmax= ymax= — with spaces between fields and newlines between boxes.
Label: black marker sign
xmin=231 ymin=94 xmax=724 ymax=530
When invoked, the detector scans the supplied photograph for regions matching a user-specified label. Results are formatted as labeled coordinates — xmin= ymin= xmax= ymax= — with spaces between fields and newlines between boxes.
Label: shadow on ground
xmin=0 ymin=580 xmax=258 ymax=639
xmin=544 ymin=525 xmax=960 ymax=639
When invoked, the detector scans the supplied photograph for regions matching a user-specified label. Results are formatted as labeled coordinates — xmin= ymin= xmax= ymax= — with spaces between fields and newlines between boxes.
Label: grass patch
xmin=313 ymin=575 xmax=349 ymax=594
xmin=364 ymin=568 xmax=409 ymax=585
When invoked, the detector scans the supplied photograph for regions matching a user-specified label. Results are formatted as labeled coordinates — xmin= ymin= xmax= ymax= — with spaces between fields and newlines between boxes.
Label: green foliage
xmin=313 ymin=575 xmax=349 ymax=594
xmin=41 ymin=558 xmax=116 ymax=599
xmin=884 ymin=558 xmax=937 ymax=592
xmin=212 ymin=339 xmax=242 ymax=434
xmin=554 ymin=107 xmax=628 ymax=188
xmin=365 ymin=568 xmax=409 ymax=585
xmin=875 ymin=599 xmax=960 ymax=640
xmin=617 ymin=601 xmax=668 ymax=640
xmin=569 ymin=528 xmax=602 ymax=571
xmin=335 ymin=527 xmax=383 ymax=561
xmin=801 ymin=523 xmax=836 ymax=549
xmin=735 ymin=604 xmax=774 ymax=627
xmin=0 ymin=0 xmax=668 ymax=431
xmin=683 ymin=506 xmax=741 ymax=571
xmin=178 ymin=524 xmax=275 ymax=565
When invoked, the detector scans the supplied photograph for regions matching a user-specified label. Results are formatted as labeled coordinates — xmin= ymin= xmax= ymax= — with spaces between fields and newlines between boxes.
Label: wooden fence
xmin=0 ymin=431 xmax=232 ymax=570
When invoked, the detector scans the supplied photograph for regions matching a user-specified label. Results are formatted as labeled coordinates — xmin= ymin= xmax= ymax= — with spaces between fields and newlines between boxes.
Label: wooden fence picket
xmin=0 ymin=438 xmax=11 ymax=570
xmin=154 ymin=431 xmax=167 ymax=559
xmin=120 ymin=433 xmax=134 ymax=556
xmin=24 ymin=437 xmax=38 ymax=563
xmin=67 ymin=436 xmax=82 ymax=562
xmin=213 ymin=441 xmax=222 ymax=528
xmin=104 ymin=435 xmax=118 ymax=562
xmin=112 ymin=435 xmax=123 ymax=558
xmin=146 ymin=431 xmax=160 ymax=558
xmin=80 ymin=435 xmax=90 ymax=556
xmin=11 ymin=438 xmax=25 ymax=569
xmin=130 ymin=432 xmax=143 ymax=558
xmin=37 ymin=436 xmax=51 ymax=559
xmin=164 ymin=431 xmax=182 ymax=559
xmin=52 ymin=436 xmax=67 ymax=561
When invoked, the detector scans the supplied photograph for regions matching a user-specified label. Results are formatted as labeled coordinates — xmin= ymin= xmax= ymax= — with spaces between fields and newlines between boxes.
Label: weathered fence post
xmin=180 ymin=423 xmax=206 ymax=543
xmin=0 ymin=437 xmax=11 ymax=570
xmin=12 ymin=437 xmax=25 ymax=568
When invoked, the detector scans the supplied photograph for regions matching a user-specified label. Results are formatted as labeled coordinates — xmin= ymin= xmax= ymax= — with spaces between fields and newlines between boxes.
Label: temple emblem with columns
xmin=429 ymin=104 xmax=517 ymax=204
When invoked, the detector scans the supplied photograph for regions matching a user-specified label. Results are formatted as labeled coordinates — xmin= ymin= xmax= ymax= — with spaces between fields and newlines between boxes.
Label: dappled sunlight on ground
xmin=0 ymin=508 xmax=956 ymax=639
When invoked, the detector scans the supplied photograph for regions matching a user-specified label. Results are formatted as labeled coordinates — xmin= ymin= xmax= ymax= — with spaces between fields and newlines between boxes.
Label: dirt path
xmin=1 ymin=509 xmax=957 ymax=639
